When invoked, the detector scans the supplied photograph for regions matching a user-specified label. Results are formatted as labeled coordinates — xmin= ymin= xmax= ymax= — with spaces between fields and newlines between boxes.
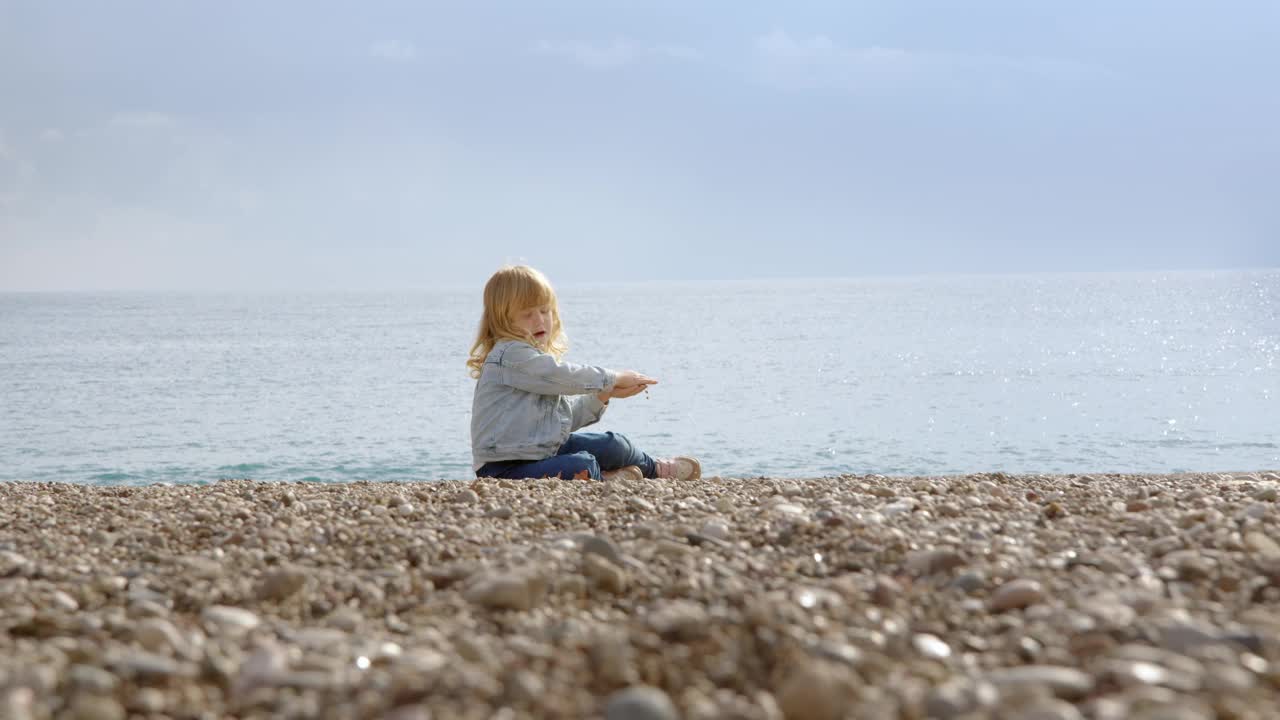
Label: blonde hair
xmin=467 ymin=265 xmax=568 ymax=378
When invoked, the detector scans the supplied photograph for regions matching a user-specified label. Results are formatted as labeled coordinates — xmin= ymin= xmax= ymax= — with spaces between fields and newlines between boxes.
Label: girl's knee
xmin=598 ymin=431 xmax=634 ymax=459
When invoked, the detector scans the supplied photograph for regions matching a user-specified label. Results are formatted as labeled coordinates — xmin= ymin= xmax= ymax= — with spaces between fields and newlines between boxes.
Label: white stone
xmin=201 ymin=605 xmax=261 ymax=635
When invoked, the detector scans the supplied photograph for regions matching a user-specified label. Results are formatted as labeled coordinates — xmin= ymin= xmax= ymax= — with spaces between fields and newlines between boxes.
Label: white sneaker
xmin=601 ymin=465 xmax=643 ymax=482
xmin=654 ymin=456 xmax=701 ymax=480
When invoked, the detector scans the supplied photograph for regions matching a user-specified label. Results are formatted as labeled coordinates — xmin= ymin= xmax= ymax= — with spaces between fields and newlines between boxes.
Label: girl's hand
xmin=598 ymin=370 xmax=657 ymax=403
xmin=609 ymin=384 xmax=648 ymax=399
xmin=613 ymin=370 xmax=658 ymax=389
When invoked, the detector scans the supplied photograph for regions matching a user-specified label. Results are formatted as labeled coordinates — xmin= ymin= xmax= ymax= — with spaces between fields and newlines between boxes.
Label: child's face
xmin=512 ymin=303 xmax=553 ymax=347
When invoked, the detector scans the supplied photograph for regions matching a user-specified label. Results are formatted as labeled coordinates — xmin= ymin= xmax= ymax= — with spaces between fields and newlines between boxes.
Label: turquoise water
xmin=2 ymin=271 xmax=1277 ymax=484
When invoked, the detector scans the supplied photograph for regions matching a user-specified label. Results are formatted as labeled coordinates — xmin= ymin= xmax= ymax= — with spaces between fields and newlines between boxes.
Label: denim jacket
xmin=471 ymin=340 xmax=618 ymax=469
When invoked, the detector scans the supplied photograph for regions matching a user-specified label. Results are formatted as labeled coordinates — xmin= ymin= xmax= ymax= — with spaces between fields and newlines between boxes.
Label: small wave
xmin=90 ymin=471 xmax=141 ymax=482
xmin=1130 ymin=438 xmax=1277 ymax=451
xmin=216 ymin=463 xmax=268 ymax=474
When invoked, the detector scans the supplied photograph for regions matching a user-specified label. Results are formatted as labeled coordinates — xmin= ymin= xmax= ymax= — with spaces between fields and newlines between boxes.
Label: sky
xmin=1 ymin=1 xmax=1277 ymax=291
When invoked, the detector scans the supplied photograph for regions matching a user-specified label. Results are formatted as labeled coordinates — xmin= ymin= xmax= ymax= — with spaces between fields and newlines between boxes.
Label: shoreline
xmin=3 ymin=471 xmax=1280 ymax=718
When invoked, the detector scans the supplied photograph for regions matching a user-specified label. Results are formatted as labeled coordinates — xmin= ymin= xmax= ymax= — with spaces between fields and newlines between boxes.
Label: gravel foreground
xmin=4 ymin=471 xmax=1280 ymax=720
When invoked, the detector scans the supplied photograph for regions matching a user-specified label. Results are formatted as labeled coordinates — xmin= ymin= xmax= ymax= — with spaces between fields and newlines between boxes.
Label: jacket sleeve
xmin=498 ymin=343 xmax=617 ymax=396
xmin=567 ymin=394 xmax=608 ymax=431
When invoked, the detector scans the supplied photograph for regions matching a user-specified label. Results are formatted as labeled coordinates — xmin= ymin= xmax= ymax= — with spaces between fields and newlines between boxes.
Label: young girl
xmin=468 ymin=265 xmax=701 ymax=482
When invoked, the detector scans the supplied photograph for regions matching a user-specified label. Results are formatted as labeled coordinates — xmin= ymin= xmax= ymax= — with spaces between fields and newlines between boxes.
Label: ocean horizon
xmin=2 ymin=269 xmax=1276 ymax=485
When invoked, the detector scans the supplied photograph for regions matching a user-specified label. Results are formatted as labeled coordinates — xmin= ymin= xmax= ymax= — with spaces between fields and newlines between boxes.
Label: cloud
xmin=752 ymin=29 xmax=1107 ymax=91
xmin=111 ymin=111 xmax=175 ymax=128
xmin=535 ymin=38 xmax=702 ymax=70
xmin=756 ymin=30 xmax=906 ymax=64
xmin=369 ymin=40 xmax=418 ymax=62
xmin=0 ymin=128 xmax=8 ymax=159
xmin=40 ymin=128 xmax=64 ymax=142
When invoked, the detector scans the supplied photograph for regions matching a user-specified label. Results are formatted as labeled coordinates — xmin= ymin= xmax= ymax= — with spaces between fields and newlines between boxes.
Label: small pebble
xmin=627 ymin=497 xmax=656 ymax=513
xmin=464 ymin=572 xmax=540 ymax=611
xmin=912 ymin=633 xmax=952 ymax=659
xmin=581 ymin=535 xmax=625 ymax=566
xmin=699 ymin=518 xmax=732 ymax=541
xmin=1244 ymin=531 xmax=1280 ymax=560
xmin=68 ymin=665 xmax=118 ymax=693
xmin=583 ymin=553 xmax=629 ymax=594
xmin=605 ymin=686 xmax=679 ymax=720
xmin=984 ymin=665 xmax=1095 ymax=699
xmin=201 ymin=605 xmax=262 ymax=635
xmin=775 ymin=659 xmax=851 ymax=720
xmin=256 ymin=565 xmax=308 ymax=601
xmin=989 ymin=578 xmax=1046 ymax=612
xmin=67 ymin=694 xmax=126 ymax=720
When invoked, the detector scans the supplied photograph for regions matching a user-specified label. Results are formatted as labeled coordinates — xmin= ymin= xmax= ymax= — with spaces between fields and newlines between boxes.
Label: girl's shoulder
xmin=488 ymin=339 xmax=540 ymax=362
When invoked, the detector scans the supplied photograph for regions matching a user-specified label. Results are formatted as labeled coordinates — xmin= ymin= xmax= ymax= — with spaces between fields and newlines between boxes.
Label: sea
xmin=1 ymin=270 xmax=1276 ymax=485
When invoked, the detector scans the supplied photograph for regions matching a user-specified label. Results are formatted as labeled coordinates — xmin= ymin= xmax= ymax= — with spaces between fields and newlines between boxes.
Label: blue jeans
xmin=476 ymin=431 xmax=657 ymax=480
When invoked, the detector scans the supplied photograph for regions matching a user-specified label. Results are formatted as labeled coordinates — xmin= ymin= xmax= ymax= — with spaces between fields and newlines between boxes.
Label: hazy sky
xmin=2 ymin=1 xmax=1277 ymax=291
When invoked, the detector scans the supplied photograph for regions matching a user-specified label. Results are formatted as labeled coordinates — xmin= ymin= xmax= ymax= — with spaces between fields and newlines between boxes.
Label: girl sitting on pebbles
xmin=467 ymin=265 xmax=701 ymax=482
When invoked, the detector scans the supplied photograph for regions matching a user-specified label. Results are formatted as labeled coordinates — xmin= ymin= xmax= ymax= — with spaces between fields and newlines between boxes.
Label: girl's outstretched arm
xmin=499 ymin=343 xmax=617 ymax=396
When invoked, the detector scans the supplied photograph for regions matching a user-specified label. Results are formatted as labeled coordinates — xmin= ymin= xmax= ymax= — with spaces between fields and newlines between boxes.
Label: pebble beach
xmin=4 ymin=471 xmax=1280 ymax=720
